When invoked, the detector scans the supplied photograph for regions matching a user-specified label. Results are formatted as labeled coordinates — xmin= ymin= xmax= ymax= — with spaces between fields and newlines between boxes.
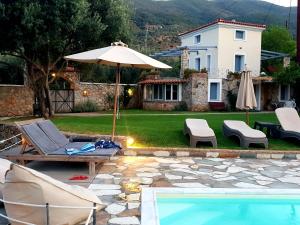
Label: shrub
xmin=200 ymin=67 xmax=208 ymax=73
xmin=183 ymin=68 xmax=198 ymax=79
xmin=227 ymin=90 xmax=237 ymax=111
xmin=74 ymin=100 xmax=98 ymax=113
xmin=227 ymin=71 xmax=241 ymax=80
xmin=173 ymin=102 xmax=188 ymax=111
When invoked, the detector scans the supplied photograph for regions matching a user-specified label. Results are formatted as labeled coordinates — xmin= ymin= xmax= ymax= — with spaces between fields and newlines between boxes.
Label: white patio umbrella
xmin=236 ymin=71 xmax=257 ymax=125
xmin=65 ymin=41 xmax=171 ymax=140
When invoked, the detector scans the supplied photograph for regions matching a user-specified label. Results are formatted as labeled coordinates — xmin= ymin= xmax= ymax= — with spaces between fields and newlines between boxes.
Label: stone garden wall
xmin=0 ymin=85 xmax=34 ymax=117
xmin=74 ymin=82 xmax=125 ymax=111
xmin=182 ymin=73 xmax=209 ymax=111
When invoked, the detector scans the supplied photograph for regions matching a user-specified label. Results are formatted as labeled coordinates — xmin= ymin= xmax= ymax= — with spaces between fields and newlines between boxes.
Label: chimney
xmin=180 ymin=48 xmax=189 ymax=78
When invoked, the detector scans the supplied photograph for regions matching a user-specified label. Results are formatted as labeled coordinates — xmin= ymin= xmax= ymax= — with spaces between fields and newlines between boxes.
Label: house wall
xmin=143 ymin=101 xmax=182 ymax=111
xmin=0 ymin=85 xmax=34 ymax=117
xmin=217 ymin=25 xmax=263 ymax=78
xmin=180 ymin=26 xmax=219 ymax=78
xmin=180 ymin=23 xmax=264 ymax=79
xmin=180 ymin=25 xmax=219 ymax=47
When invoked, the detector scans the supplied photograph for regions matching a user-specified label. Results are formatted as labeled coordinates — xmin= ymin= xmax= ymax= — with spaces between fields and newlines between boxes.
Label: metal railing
xmin=0 ymin=133 xmax=22 ymax=152
xmin=0 ymin=198 xmax=97 ymax=225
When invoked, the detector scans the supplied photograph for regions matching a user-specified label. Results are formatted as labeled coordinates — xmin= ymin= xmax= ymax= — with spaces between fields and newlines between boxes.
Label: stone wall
xmin=0 ymin=85 xmax=34 ymax=117
xmin=182 ymin=73 xmax=209 ymax=111
xmin=74 ymin=82 xmax=125 ymax=111
xmin=143 ymin=101 xmax=182 ymax=111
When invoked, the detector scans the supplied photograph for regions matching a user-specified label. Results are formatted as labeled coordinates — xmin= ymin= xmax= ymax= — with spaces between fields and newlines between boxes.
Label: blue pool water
xmin=157 ymin=194 xmax=300 ymax=225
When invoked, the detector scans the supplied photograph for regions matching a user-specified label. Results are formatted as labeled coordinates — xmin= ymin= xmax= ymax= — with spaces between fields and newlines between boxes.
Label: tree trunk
xmin=26 ymin=62 xmax=54 ymax=118
xmin=44 ymin=77 xmax=54 ymax=117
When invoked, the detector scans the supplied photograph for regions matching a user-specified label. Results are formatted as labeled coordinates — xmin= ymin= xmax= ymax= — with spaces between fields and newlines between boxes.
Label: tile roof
xmin=139 ymin=79 xmax=187 ymax=85
xmin=179 ymin=18 xmax=266 ymax=37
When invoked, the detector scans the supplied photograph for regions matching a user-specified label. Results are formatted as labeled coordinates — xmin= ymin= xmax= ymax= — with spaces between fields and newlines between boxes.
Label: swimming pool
xmin=141 ymin=188 xmax=300 ymax=225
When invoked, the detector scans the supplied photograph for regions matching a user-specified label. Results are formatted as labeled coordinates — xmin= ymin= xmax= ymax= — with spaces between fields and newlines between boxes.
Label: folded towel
xmin=95 ymin=140 xmax=121 ymax=149
xmin=66 ymin=143 xmax=95 ymax=155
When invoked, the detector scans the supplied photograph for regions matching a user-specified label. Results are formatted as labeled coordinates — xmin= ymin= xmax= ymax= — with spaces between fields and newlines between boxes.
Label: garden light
xmin=83 ymin=90 xmax=88 ymax=96
xmin=127 ymin=88 xmax=133 ymax=96
xmin=127 ymin=137 xmax=135 ymax=146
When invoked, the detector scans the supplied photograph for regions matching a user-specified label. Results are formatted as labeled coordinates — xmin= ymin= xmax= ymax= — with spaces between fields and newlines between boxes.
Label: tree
xmin=0 ymin=0 xmax=131 ymax=118
xmin=273 ymin=62 xmax=300 ymax=85
xmin=262 ymin=26 xmax=296 ymax=56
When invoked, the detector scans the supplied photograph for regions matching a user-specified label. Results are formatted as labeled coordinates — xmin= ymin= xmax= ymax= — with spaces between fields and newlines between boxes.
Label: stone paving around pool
xmin=89 ymin=156 xmax=300 ymax=225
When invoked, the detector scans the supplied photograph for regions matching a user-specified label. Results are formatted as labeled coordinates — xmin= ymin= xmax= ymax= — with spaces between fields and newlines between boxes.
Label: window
xmin=195 ymin=58 xmax=201 ymax=71
xmin=194 ymin=34 xmax=201 ymax=44
xmin=209 ymin=82 xmax=220 ymax=101
xmin=207 ymin=55 xmax=211 ymax=72
xmin=235 ymin=55 xmax=245 ymax=72
xmin=208 ymin=80 xmax=221 ymax=102
xmin=172 ymin=85 xmax=178 ymax=100
xmin=279 ymin=85 xmax=290 ymax=101
xmin=235 ymin=30 xmax=245 ymax=40
xmin=153 ymin=84 xmax=163 ymax=100
xmin=166 ymin=85 xmax=171 ymax=100
xmin=146 ymin=84 xmax=180 ymax=101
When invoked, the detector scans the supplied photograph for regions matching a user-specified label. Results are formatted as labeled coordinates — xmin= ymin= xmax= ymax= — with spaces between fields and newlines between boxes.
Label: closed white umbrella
xmin=236 ymin=71 xmax=257 ymax=124
xmin=65 ymin=41 xmax=171 ymax=140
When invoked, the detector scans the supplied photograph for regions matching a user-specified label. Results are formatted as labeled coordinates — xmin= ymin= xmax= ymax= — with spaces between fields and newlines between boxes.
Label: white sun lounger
xmin=183 ymin=119 xmax=217 ymax=147
xmin=223 ymin=120 xmax=268 ymax=148
xmin=275 ymin=107 xmax=300 ymax=142
xmin=0 ymin=158 xmax=104 ymax=225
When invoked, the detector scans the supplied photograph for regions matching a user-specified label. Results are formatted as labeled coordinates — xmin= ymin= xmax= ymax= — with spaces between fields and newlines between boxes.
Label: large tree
xmin=262 ymin=26 xmax=296 ymax=56
xmin=0 ymin=0 xmax=131 ymax=117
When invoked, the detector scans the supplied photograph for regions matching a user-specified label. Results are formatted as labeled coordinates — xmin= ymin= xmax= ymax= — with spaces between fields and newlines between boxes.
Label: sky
xmin=262 ymin=0 xmax=297 ymax=7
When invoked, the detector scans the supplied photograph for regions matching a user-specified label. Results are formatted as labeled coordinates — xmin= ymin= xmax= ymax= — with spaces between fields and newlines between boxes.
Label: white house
xmin=179 ymin=19 xmax=266 ymax=108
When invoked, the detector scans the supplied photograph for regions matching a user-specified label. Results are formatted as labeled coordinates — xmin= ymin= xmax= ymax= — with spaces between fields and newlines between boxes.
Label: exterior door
xmin=50 ymin=90 xmax=74 ymax=113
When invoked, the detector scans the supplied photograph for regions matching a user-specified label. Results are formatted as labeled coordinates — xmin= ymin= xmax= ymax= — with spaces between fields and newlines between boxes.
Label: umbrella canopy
xmin=65 ymin=41 xmax=171 ymax=69
xmin=64 ymin=41 xmax=171 ymax=140
xmin=236 ymin=71 xmax=257 ymax=124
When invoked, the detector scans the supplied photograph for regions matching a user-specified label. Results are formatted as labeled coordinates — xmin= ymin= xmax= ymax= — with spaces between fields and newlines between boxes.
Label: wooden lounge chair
xmin=223 ymin=120 xmax=268 ymax=148
xmin=0 ymin=158 xmax=104 ymax=225
xmin=2 ymin=120 xmax=120 ymax=175
xmin=275 ymin=107 xmax=300 ymax=142
xmin=183 ymin=119 xmax=217 ymax=147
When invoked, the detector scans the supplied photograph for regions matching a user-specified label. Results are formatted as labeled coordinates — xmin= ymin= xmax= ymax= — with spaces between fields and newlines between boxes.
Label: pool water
xmin=157 ymin=194 xmax=300 ymax=225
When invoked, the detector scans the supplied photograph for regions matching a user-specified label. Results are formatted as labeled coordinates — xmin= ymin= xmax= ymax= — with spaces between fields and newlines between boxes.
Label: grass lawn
xmin=52 ymin=111 xmax=300 ymax=150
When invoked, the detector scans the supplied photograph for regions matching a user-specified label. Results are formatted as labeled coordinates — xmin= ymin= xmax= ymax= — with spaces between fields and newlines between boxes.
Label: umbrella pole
xmin=246 ymin=110 xmax=250 ymax=125
xmin=117 ymin=70 xmax=121 ymax=119
xmin=112 ymin=64 xmax=120 ymax=141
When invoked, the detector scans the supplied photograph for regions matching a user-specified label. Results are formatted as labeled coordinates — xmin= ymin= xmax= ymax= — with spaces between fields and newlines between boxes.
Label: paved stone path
xmin=88 ymin=156 xmax=300 ymax=225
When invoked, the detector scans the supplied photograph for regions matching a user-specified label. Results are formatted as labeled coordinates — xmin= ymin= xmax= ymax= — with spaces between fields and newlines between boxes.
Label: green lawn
xmin=52 ymin=111 xmax=300 ymax=150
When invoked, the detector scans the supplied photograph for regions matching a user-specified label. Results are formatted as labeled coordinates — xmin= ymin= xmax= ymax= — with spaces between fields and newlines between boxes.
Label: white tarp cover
xmin=2 ymin=162 xmax=104 ymax=225
xmin=0 ymin=158 xmax=12 ymax=200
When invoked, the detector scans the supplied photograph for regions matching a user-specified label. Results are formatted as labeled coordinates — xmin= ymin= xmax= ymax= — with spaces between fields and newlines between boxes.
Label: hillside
xmin=130 ymin=0 xmax=297 ymax=52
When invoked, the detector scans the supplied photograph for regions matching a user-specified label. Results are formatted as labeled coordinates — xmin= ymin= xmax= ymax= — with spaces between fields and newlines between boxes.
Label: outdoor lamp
xmin=127 ymin=137 xmax=135 ymax=147
xmin=51 ymin=73 xmax=56 ymax=77
xmin=128 ymin=88 xmax=134 ymax=96
xmin=83 ymin=90 xmax=88 ymax=97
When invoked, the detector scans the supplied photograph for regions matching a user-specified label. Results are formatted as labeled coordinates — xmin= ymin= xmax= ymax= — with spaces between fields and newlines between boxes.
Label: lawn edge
xmin=124 ymin=147 xmax=300 ymax=160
